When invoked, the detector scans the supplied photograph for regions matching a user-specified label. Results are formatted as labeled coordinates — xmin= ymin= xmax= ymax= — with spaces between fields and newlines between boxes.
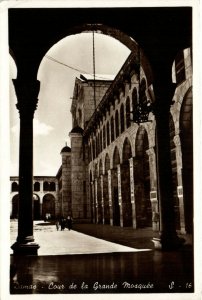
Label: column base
xmin=11 ymin=241 xmax=40 ymax=255
xmin=152 ymin=234 xmax=185 ymax=251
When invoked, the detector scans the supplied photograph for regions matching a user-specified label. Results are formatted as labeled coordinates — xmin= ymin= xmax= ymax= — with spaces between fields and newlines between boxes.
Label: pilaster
xmin=152 ymin=79 xmax=184 ymax=250
xmin=107 ymin=169 xmax=113 ymax=226
xmin=173 ymin=135 xmax=186 ymax=234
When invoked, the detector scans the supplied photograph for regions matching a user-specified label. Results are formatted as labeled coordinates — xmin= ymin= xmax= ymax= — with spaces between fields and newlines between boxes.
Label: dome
xmin=70 ymin=126 xmax=84 ymax=134
xmin=60 ymin=146 xmax=71 ymax=153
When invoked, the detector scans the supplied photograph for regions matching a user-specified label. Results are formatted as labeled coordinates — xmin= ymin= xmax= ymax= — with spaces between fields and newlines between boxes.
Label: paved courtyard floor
xmin=10 ymin=220 xmax=194 ymax=295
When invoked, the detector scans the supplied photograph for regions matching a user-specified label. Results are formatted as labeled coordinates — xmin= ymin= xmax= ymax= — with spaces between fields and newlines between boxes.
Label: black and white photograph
xmin=0 ymin=0 xmax=201 ymax=299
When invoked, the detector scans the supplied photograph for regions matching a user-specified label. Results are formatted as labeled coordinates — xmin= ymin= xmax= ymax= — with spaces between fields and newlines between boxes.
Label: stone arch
xmin=122 ymin=137 xmax=132 ymax=162
xmin=96 ymin=159 xmax=103 ymax=224
xmin=139 ymin=77 xmax=147 ymax=106
xmin=111 ymin=147 xmax=121 ymax=226
xmin=115 ymin=110 xmax=119 ymax=138
xmin=97 ymin=132 xmax=100 ymax=155
xmin=132 ymin=87 xmax=138 ymax=123
xmin=113 ymin=146 xmax=120 ymax=169
xmin=89 ymin=170 xmax=93 ymax=182
xmin=135 ymin=126 xmax=152 ymax=228
xmin=94 ymin=162 xmax=98 ymax=179
xmin=99 ymin=159 xmax=103 ymax=176
xmin=50 ymin=182 xmax=56 ymax=191
xmin=42 ymin=193 xmax=56 ymax=220
xmin=34 ymin=181 xmax=40 ymax=192
xmin=11 ymin=182 xmax=19 ymax=192
xmin=111 ymin=116 xmax=115 ymax=142
xmin=33 ymin=194 xmax=41 ymax=220
xmin=105 ymin=153 xmax=110 ymax=174
xmin=93 ymin=139 xmax=96 ymax=159
xmin=180 ymin=87 xmax=193 ymax=234
xmin=103 ymin=125 xmax=106 ymax=149
xmin=89 ymin=169 xmax=95 ymax=223
xmin=126 ymin=97 xmax=131 ymax=128
xmin=106 ymin=121 xmax=110 ymax=146
xmin=120 ymin=103 xmax=125 ymax=133
xmin=100 ymin=129 xmax=103 ymax=152
xmin=35 ymin=24 xmax=153 ymax=85
xmin=43 ymin=181 xmax=49 ymax=191
xmin=121 ymin=138 xmax=133 ymax=226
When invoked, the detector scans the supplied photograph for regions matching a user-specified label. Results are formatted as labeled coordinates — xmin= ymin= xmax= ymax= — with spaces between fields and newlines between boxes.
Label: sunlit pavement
xmin=10 ymin=220 xmax=194 ymax=294
xmin=10 ymin=221 xmax=152 ymax=255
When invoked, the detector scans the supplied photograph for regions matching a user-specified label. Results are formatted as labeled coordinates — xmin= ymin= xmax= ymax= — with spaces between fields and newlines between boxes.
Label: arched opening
xmin=115 ymin=110 xmax=119 ymax=138
xmin=42 ymin=194 xmax=56 ymax=220
xmin=11 ymin=182 xmax=19 ymax=192
xmin=43 ymin=181 xmax=49 ymax=192
xmin=180 ymin=87 xmax=193 ymax=234
xmin=111 ymin=116 xmax=115 ymax=142
xmin=132 ymin=87 xmax=138 ymax=123
xmin=100 ymin=129 xmax=103 ymax=152
xmin=34 ymin=182 xmax=40 ymax=192
xmin=103 ymin=153 xmax=110 ymax=225
xmin=135 ymin=127 xmax=152 ymax=228
xmin=50 ymin=182 xmax=56 ymax=191
xmin=97 ymin=133 xmax=100 ymax=155
xmin=11 ymin=194 xmax=19 ymax=219
xmin=10 ymin=24 xmax=153 ymax=243
xmin=89 ymin=170 xmax=94 ymax=223
xmin=120 ymin=104 xmax=125 ymax=133
xmin=126 ymin=97 xmax=131 ymax=128
xmin=33 ymin=194 xmax=41 ymax=220
xmin=106 ymin=122 xmax=110 ymax=146
xmin=112 ymin=147 xmax=121 ymax=226
xmin=121 ymin=138 xmax=133 ymax=227
xmin=96 ymin=159 xmax=103 ymax=224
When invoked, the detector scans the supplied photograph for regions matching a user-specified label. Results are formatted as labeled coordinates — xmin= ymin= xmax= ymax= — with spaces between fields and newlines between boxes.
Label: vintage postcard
xmin=0 ymin=0 xmax=201 ymax=300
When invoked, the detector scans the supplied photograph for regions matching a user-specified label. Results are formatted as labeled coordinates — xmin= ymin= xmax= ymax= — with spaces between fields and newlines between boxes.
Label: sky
xmin=10 ymin=32 xmax=131 ymax=176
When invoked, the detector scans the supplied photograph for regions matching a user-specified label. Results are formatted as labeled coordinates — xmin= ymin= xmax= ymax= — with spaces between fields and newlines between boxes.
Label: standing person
xmin=66 ymin=215 xmax=73 ymax=231
xmin=55 ymin=219 xmax=60 ymax=231
xmin=60 ymin=217 xmax=65 ymax=231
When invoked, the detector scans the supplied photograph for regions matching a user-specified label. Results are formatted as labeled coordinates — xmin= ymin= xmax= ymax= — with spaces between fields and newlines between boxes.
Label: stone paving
xmin=10 ymin=220 xmax=194 ymax=295
xmin=10 ymin=220 xmax=152 ymax=255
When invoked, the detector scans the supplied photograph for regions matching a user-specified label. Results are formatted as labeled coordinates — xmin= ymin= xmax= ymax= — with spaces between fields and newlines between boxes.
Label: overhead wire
xmin=45 ymin=54 xmax=113 ymax=81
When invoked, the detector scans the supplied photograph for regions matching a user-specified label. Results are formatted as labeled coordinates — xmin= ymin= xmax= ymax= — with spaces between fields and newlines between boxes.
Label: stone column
xmin=107 ymin=169 xmax=113 ymax=226
xmin=146 ymin=147 xmax=159 ymax=231
xmin=90 ymin=181 xmax=96 ymax=223
xmin=11 ymin=79 xmax=40 ymax=255
xmin=174 ymin=134 xmax=186 ymax=234
xmin=94 ymin=179 xmax=98 ymax=223
xmin=100 ymin=175 xmax=105 ymax=224
xmin=103 ymin=173 xmax=110 ymax=224
xmin=117 ymin=164 xmax=123 ymax=227
xmin=129 ymin=158 xmax=137 ymax=228
xmin=152 ymin=79 xmax=183 ymax=250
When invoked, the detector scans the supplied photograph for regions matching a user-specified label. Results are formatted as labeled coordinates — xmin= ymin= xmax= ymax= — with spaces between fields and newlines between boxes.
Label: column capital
xmin=13 ymin=78 xmax=40 ymax=118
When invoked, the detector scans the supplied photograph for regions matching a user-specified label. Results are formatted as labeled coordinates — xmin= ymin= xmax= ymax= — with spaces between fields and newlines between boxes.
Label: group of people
xmin=55 ymin=216 xmax=73 ymax=231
